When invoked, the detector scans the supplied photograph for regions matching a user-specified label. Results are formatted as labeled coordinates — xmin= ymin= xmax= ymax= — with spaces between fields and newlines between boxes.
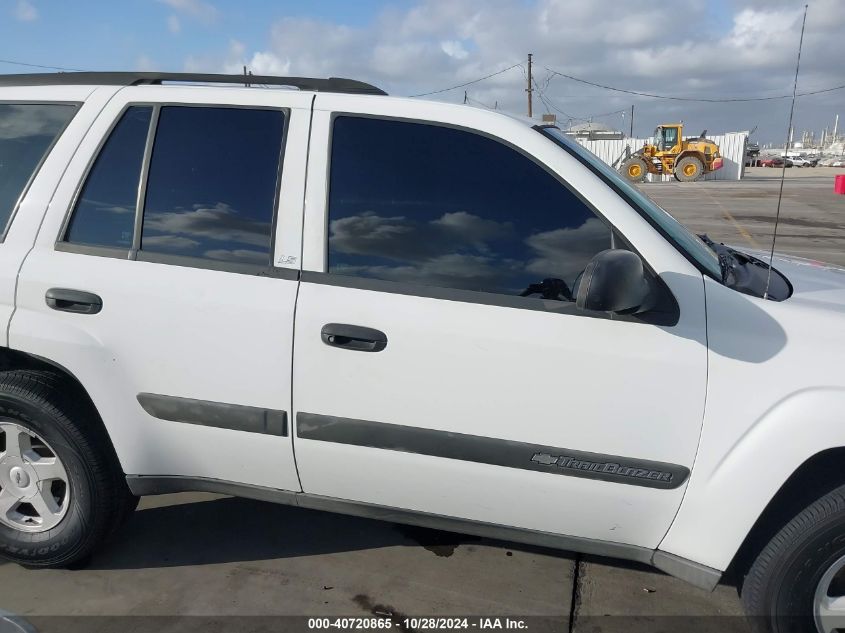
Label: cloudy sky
xmin=1 ymin=0 xmax=842 ymax=144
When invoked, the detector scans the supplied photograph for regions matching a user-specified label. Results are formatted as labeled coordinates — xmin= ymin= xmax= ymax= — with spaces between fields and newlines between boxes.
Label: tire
xmin=0 ymin=370 xmax=135 ymax=567
xmin=742 ymin=483 xmax=845 ymax=633
xmin=620 ymin=156 xmax=648 ymax=182
xmin=674 ymin=156 xmax=704 ymax=182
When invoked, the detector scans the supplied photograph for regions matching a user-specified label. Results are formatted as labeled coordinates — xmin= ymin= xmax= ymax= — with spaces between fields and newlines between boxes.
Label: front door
xmin=291 ymin=99 xmax=708 ymax=549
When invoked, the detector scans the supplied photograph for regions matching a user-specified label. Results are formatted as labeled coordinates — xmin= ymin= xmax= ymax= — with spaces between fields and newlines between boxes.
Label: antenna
xmin=764 ymin=4 xmax=808 ymax=299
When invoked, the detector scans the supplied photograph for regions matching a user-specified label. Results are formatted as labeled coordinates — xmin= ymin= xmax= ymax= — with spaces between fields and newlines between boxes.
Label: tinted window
xmin=0 ymin=103 xmax=76 ymax=236
xmin=328 ymin=117 xmax=611 ymax=300
xmin=65 ymin=106 xmax=152 ymax=248
xmin=140 ymin=107 xmax=285 ymax=265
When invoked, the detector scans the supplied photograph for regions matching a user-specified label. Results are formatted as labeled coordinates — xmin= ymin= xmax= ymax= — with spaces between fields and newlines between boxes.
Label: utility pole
xmin=526 ymin=53 xmax=533 ymax=118
xmin=630 ymin=105 xmax=634 ymax=138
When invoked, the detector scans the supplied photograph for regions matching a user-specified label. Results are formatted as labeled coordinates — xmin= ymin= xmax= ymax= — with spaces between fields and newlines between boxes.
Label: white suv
xmin=1 ymin=72 xmax=844 ymax=632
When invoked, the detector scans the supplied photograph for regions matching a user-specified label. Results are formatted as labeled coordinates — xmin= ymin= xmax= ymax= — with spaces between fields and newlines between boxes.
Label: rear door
xmin=291 ymin=96 xmax=709 ymax=549
xmin=11 ymin=86 xmax=310 ymax=490
xmin=0 ymin=87 xmax=112 ymax=347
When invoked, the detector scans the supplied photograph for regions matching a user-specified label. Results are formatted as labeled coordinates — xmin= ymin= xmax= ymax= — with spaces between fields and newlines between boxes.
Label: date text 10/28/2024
xmin=308 ymin=617 xmax=530 ymax=630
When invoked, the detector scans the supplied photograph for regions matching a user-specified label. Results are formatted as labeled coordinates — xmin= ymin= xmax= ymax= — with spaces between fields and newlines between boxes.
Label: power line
xmin=0 ymin=58 xmax=87 ymax=72
xmin=542 ymin=65 xmax=845 ymax=102
xmin=408 ymin=63 xmax=523 ymax=97
xmin=531 ymin=75 xmax=576 ymax=119
xmin=465 ymin=94 xmax=497 ymax=110
xmin=532 ymin=76 xmax=627 ymax=124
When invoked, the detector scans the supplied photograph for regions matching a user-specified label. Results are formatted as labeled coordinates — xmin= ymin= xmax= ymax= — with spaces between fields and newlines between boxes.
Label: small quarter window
xmin=0 ymin=103 xmax=76 ymax=237
xmin=140 ymin=106 xmax=285 ymax=266
xmin=65 ymin=106 xmax=152 ymax=248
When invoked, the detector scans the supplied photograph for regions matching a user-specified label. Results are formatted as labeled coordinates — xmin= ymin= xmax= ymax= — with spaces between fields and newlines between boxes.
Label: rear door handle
xmin=321 ymin=323 xmax=387 ymax=352
xmin=45 ymin=288 xmax=102 ymax=315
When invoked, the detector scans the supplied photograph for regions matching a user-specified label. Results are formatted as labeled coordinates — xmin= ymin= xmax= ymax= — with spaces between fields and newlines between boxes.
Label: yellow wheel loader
xmin=620 ymin=124 xmax=723 ymax=183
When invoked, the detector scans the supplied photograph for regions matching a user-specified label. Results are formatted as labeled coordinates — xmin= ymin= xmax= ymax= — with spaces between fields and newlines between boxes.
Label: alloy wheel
xmin=0 ymin=421 xmax=70 ymax=532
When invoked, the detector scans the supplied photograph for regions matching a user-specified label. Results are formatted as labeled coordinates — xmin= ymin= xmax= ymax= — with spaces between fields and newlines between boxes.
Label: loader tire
xmin=674 ymin=156 xmax=704 ymax=182
xmin=621 ymin=157 xmax=648 ymax=182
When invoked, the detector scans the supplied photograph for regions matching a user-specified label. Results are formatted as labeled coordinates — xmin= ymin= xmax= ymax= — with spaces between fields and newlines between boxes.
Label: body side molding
xmin=125 ymin=474 xmax=720 ymax=591
xmin=296 ymin=413 xmax=689 ymax=490
xmin=137 ymin=393 xmax=287 ymax=436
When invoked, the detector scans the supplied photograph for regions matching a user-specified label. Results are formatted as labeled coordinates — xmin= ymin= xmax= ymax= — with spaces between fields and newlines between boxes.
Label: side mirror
xmin=576 ymin=249 xmax=651 ymax=313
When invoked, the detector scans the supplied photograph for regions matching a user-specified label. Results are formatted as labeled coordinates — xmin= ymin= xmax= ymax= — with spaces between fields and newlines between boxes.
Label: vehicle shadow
xmin=86 ymin=494 xmax=558 ymax=570
xmin=85 ymin=494 xmax=736 ymax=593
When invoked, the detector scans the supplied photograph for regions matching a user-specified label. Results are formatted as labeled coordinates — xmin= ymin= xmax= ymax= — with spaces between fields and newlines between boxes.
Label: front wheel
xmin=0 ymin=370 xmax=136 ymax=567
xmin=742 ymin=484 xmax=845 ymax=632
xmin=620 ymin=156 xmax=648 ymax=182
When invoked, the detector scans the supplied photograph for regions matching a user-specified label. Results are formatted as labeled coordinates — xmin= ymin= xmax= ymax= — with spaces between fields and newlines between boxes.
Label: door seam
xmin=288 ymin=93 xmax=317 ymax=493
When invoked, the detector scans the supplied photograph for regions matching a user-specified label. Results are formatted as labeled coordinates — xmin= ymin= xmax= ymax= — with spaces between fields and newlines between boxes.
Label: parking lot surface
xmin=644 ymin=167 xmax=845 ymax=267
xmin=1 ymin=168 xmax=843 ymax=632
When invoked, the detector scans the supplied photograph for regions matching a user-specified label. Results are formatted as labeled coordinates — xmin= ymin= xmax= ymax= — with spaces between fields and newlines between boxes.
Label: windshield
xmin=538 ymin=126 xmax=722 ymax=280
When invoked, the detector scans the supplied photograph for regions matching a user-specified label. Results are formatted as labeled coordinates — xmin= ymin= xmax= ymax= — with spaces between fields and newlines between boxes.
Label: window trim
xmin=0 ymin=100 xmax=80 ymax=243
xmin=136 ymin=250 xmax=299 ymax=279
xmin=56 ymin=101 xmax=293 ymax=278
xmin=131 ymin=104 xmax=160 ymax=255
xmin=536 ymin=125 xmax=721 ymax=283
xmin=319 ymin=112 xmax=679 ymax=327
xmin=56 ymin=102 xmax=154 ymax=255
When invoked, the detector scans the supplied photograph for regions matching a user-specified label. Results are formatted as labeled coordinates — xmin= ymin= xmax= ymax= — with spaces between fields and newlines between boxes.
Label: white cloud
xmin=14 ymin=0 xmax=37 ymax=21
xmin=144 ymin=203 xmax=270 ymax=248
xmin=524 ymin=218 xmax=610 ymax=279
xmin=329 ymin=211 xmax=514 ymax=263
xmin=0 ymin=104 xmax=68 ymax=139
xmin=440 ymin=40 xmax=469 ymax=60
xmin=144 ymin=235 xmax=200 ymax=250
xmin=167 ymin=15 xmax=181 ymax=34
xmin=157 ymin=0 xmax=217 ymax=24
xmin=204 ymin=248 xmax=268 ymax=264
xmin=182 ymin=0 xmax=844 ymax=142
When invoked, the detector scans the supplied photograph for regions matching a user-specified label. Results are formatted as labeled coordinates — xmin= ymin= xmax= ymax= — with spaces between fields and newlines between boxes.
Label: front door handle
xmin=45 ymin=288 xmax=102 ymax=315
xmin=321 ymin=323 xmax=387 ymax=352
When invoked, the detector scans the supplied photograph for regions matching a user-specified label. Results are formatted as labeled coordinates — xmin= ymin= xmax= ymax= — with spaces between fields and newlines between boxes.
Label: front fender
xmin=659 ymin=387 xmax=845 ymax=570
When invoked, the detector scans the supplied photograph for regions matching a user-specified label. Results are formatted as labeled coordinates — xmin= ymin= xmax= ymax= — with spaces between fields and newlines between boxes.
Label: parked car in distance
xmin=788 ymin=157 xmax=814 ymax=168
xmin=760 ymin=156 xmax=791 ymax=167
xmin=2 ymin=71 xmax=845 ymax=633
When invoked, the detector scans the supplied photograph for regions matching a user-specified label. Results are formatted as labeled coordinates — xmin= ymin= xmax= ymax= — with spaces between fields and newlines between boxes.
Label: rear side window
xmin=63 ymin=105 xmax=286 ymax=267
xmin=65 ymin=106 xmax=152 ymax=248
xmin=140 ymin=106 xmax=285 ymax=265
xmin=0 ymin=103 xmax=76 ymax=238
xmin=327 ymin=116 xmax=611 ymax=300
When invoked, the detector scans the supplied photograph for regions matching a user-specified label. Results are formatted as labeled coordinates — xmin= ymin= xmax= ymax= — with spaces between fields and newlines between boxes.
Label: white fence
xmin=575 ymin=131 xmax=750 ymax=181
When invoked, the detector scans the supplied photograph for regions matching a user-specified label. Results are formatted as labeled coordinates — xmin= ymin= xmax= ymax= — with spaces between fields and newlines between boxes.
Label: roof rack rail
xmin=0 ymin=72 xmax=387 ymax=95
